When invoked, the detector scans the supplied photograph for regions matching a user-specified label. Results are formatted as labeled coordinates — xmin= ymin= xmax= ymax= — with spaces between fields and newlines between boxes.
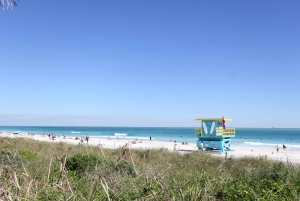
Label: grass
xmin=0 ymin=137 xmax=300 ymax=200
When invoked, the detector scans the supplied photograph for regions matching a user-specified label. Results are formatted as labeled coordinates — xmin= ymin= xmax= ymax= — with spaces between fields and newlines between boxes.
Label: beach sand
xmin=1 ymin=132 xmax=299 ymax=164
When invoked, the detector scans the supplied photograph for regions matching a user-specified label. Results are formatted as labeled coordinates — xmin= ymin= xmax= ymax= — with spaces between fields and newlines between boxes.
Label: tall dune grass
xmin=0 ymin=137 xmax=299 ymax=200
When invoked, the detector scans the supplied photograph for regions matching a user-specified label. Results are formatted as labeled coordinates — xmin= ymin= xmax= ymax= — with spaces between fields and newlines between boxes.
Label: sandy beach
xmin=1 ymin=132 xmax=299 ymax=164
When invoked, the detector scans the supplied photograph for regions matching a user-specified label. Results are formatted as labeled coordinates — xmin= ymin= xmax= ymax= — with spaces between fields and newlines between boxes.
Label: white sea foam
xmin=71 ymin=131 xmax=81 ymax=134
xmin=244 ymin=141 xmax=300 ymax=149
xmin=124 ymin=136 xmax=151 ymax=140
xmin=83 ymin=135 xmax=113 ymax=139
xmin=114 ymin=133 xmax=127 ymax=136
xmin=284 ymin=144 xmax=300 ymax=149
xmin=244 ymin=141 xmax=278 ymax=146
xmin=91 ymin=135 xmax=151 ymax=140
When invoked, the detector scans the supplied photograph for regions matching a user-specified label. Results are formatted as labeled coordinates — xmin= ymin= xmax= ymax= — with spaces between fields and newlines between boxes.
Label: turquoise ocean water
xmin=0 ymin=126 xmax=300 ymax=151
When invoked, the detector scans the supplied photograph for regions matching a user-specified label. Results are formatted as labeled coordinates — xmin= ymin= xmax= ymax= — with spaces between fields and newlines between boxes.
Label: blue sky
xmin=1 ymin=1 xmax=299 ymax=127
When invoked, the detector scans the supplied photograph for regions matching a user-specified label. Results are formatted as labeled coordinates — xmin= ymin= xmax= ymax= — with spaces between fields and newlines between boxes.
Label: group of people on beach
xmin=132 ymin=139 xmax=143 ymax=144
xmin=47 ymin=133 xmax=57 ymax=140
xmin=27 ymin=132 xmax=36 ymax=136
xmin=276 ymin=144 xmax=287 ymax=153
xmin=173 ymin=141 xmax=193 ymax=150
xmin=74 ymin=135 xmax=89 ymax=144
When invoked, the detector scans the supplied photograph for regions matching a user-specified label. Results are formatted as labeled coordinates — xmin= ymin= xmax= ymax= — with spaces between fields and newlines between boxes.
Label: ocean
xmin=0 ymin=126 xmax=300 ymax=151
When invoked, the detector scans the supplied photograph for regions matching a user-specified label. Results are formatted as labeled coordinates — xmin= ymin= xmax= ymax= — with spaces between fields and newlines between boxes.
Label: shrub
xmin=115 ymin=160 xmax=136 ymax=176
xmin=19 ymin=150 xmax=37 ymax=160
xmin=0 ymin=150 xmax=18 ymax=165
xmin=66 ymin=153 xmax=102 ymax=174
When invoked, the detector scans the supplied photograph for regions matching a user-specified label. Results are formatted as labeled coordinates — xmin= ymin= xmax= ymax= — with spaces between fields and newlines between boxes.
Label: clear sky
xmin=1 ymin=1 xmax=299 ymax=127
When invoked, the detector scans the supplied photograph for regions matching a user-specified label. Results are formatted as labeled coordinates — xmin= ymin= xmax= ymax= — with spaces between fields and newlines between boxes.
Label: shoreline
xmin=1 ymin=132 xmax=299 ymax=164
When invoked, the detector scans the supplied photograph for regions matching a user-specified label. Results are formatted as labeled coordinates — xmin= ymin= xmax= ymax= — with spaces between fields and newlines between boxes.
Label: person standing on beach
xmin=222 ymin=116 xmax=226 ymax=129
xmin=276 ymin=145 xmax=279 ymax=153
xmin=86 ymin=135 xmax=89 ymax=144
xmin=80 ymin=136 xmax=84 ymax=145
xmin=200 ymin=141 xmax=204 ymax=151
xmin=150 ymin=136 xmax=152 ymax=141
xmin=283 ymin=144 xmax=286 ymax=150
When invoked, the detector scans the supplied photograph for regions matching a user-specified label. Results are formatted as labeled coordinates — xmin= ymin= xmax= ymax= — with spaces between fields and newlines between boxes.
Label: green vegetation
xmin=0 ymin=137 xmax=300 ymax=200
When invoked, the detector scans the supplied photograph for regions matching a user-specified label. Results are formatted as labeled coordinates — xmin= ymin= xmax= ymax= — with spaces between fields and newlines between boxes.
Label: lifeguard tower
xmin=195 ymin=117 xmax=235 ymax=153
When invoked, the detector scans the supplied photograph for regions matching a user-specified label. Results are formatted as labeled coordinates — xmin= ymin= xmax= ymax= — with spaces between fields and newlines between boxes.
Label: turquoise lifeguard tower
xmin=195 ymin=117 xmax=235 ymax=153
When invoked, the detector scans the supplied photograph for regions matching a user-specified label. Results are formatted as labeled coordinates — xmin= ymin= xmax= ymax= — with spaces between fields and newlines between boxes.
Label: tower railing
xmin=195 ymin=127 xmax=235 ymax=137
xmin=195 ymin=128 xmax=202 ymax=137
xmin=222 ymin=128 xmax=235 ymax=137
